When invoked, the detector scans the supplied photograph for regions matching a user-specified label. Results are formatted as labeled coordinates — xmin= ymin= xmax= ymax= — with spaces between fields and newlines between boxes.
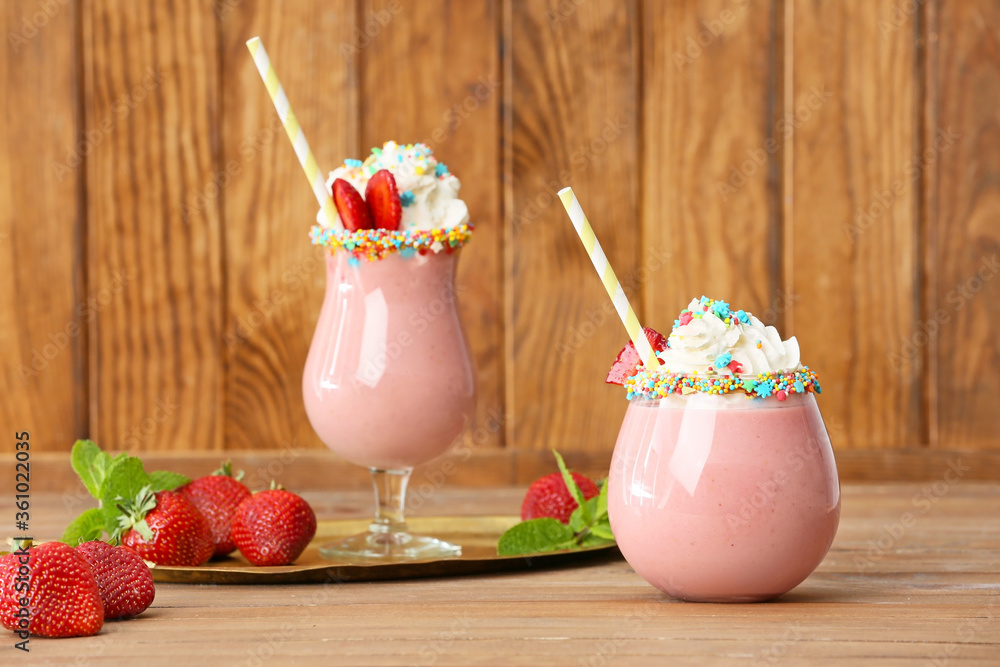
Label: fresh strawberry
xmin=119 ymin=489 xmax=214 ymax=567
xmin=179 ymin=461 xmax=252 ymax=558
xmin=232 ymin=485 xmax=317 ymax=566
xmin=521 ymin=472 xmax=600 ymax=524
xmin=364 ymin=169 xmax=402 ymax=230
xmin=605 ymin=327 xmax=668 ymax=385
xmin=0 ymin=541 xmax=104 ymax=638
xmin=333 ymin=178 xmax=373 ymax=231
xmin=76 ymin=541 xmax=155 ymax=620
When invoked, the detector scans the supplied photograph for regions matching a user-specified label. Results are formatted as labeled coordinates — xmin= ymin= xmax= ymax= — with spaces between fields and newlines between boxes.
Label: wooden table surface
xmin=10 ymin=483 xmax=1000 ymax=666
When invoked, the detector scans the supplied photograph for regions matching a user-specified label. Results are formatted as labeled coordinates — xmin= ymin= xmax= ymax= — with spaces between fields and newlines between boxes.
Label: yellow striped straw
xmin=558 ymin=187 xmax=658 ymax=369
xmin=246 ymin=36 xmax=341 ymax=230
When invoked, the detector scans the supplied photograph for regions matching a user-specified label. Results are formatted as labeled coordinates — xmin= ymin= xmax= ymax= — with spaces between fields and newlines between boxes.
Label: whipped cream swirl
xmin=657 ymin=297 xmax=800 ymax=376
xmin=318 ymin=141 xmax=469 ymax=231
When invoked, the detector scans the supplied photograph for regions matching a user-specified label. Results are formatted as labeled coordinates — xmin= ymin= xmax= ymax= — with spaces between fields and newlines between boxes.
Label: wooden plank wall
xmin=507 ymin=0 xmax=640 ymax=458
xmin=789 ymin=0 xmax=922 ymax=449
xmin=220 ymin=0 xmax=358 ymax=452
xmin=1 ymin=0 xmax=85 ymax=450
xmin=2 ymin=0 xmax=998 ymax=481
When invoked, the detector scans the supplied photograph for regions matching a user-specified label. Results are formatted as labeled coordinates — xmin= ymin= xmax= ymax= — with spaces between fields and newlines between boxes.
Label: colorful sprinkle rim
xmin=624 ymin=366 xmax=822 ymax=401
xmin=309 ymin=223 xmax=474 ymax=262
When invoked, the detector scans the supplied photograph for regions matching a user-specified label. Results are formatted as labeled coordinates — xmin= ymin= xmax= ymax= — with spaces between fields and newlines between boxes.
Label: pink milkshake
xmin=605 ymin=297 xmax=840 ymax=601
xmin=304 ymin=141 xmax=476 ymax=559
xmin=303 ymin=250 xmax=475 ymax=470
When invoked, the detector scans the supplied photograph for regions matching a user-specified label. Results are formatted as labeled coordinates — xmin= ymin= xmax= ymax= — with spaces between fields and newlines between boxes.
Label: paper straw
xmin=558 ymin=187 xmax=658 ymax=369
xmin=246 ymin=36 xmax=340 ymax=230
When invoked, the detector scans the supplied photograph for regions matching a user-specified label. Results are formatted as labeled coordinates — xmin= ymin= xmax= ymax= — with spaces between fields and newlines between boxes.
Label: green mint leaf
xmin=148 ymin=470 xmax=190 ymax=492
xmin=589 ymin=520 xmax=615 ymax=541
xmin=497 ymin=518 xmax=575 ymax=556
xmin=101 ymin=503 xmax=126 ymax=539
xmin=568 ymin=504 xmax=587 ymax=534
xmin=578 ymin=532 xmax=616 ymax=548
xmin=70 ymin=440 xmax=113 ymax=498
xmin=61 ymin=508 xmax=106 ymax=545
xmin=101 ymin=457 xmax=153 ymax=506
xmin=552 ymin=450 xmax=592 ymax=525
xmin=100 ymin=458 xmax=154 ymax=540
xmin=595 ymin=478 xmax=608 ymax=520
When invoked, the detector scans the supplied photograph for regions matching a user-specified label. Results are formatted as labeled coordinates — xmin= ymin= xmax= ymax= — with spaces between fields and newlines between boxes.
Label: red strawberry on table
xmin=232 ymin=484 xmax=317 ymax=566
xmin=119 ymin=489 xmax=215 ymax=567
xmin=521 ymin=472 xmax=601 ymax=525
xmin=606 ymin=327 xmax=668 ymax=385
xmin=333 ymin=178 xmax=373 ymax=231
xmin=0 ymin=541 xmax=104 ymax=638
xmin=76 ymin=541 xmax=155 ymax=620
xmin=179 ymin=461 xmax=252 ymax=558
xmin=365 ymin=169 xmax=402 ymax=231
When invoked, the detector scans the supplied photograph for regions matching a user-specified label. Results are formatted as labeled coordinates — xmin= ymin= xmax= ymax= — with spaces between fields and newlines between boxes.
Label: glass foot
xmin=319 ymin=528 xmax=462 ymax=560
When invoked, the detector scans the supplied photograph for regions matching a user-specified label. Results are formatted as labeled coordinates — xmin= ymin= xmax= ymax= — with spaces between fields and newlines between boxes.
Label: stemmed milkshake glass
xmin=243 ymin=49 xmax=476 ymax=559
xmin=303 ymin=142 xmax=476 ymax=560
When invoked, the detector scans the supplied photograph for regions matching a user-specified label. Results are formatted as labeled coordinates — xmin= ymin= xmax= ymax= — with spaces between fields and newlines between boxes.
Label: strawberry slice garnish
xmin=364 ymin=169 xmax=402 ymax=231
xmin=332 ymin=178 xmax=373 ymax=231
xmin=606 ymin=327 xmax=668 ymax=385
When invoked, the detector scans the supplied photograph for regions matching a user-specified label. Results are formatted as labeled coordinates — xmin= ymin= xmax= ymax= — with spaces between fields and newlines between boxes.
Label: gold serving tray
xmin=150 ymin=515 xmax=619 ymax=584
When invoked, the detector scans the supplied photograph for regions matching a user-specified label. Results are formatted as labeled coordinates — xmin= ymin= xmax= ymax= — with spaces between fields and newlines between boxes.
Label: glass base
xmin=319 ymin=526 xmax=462 ymax=560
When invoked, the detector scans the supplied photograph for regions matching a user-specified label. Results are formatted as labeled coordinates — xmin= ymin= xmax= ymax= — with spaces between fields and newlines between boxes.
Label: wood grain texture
xmin=507 ymin=0 xmax=640 ymax=452
xmin=925 ymin=0 xmax=1000 ymax=450
xmin=360 ymin=0 xmax=504 ymax=451
xmin=0 ymin=1 xmax=85 ymax=450
xmin=23 ymin=446 xmax=1000 ymax=494
xmin=86 ymin=0 xmax=223 ymax=450
xmin=641 ymin=0 xmax=780 ymax=327
xmin=3 ymin=0 xmax=1000 ymax=475
xmin=787 ymin=0 xmax=922 ymax=450
xmin=13 ymin=484 xmax=1000 ymax=665
xmin=220 ymin=0 xmax=358 ymax=451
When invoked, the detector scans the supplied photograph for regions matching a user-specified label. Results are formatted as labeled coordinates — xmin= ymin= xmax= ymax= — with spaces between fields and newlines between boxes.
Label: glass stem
xmin=369 ymin=468 xmax=412 ymax=534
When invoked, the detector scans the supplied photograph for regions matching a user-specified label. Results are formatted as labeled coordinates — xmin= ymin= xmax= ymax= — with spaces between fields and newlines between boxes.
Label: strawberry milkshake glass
xmin=606 ymin=297 xmax=840 ymax=601
xmin=303 ymin=142 xmax=476 ymax=559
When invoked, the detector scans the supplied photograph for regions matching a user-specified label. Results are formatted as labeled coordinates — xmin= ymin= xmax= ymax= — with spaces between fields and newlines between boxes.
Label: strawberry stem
xmin=113 ymin=485 xmax=157 ymax=541
xmin=212 ymin=460 xmax=245 ymax=481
